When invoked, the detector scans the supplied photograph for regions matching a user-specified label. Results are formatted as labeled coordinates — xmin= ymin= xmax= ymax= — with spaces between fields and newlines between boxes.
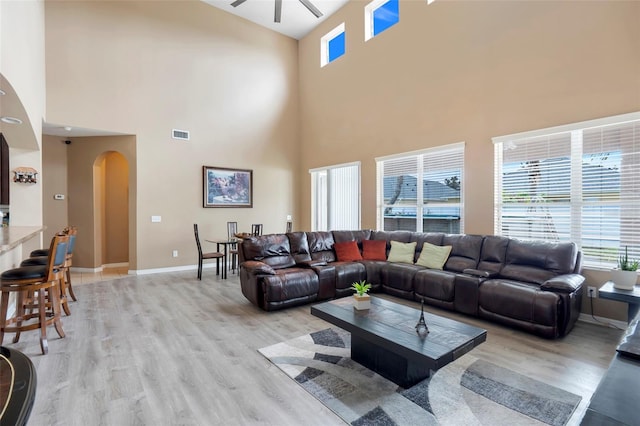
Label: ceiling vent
xmin=172 ymin=129 xmax=190 ymax=141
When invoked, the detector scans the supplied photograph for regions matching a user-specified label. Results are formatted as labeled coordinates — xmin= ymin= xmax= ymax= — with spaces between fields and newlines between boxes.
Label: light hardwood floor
xmin=4 ymin=267 xmax=623 ymax=426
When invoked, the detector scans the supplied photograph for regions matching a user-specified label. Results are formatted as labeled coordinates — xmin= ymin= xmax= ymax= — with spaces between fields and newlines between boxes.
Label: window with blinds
xmin=376 ymin=143 xmax=464 ymax=233
xmin=493 ymin=112 xmax=640 ymax=269
xmin=310 ymin=162 xmax=360 ymax=231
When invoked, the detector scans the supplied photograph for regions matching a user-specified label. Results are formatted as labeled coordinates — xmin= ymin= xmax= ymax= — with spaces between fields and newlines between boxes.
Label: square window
xmin=321 ymin=23 xmax=345 ymax=67
xmin=365 ymin=0 xmax=399 ymax=41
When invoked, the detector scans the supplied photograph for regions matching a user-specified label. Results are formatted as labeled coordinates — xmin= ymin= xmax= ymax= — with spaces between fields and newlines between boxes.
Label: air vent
xmin=172 ymin=129 xmax=190 ymax=140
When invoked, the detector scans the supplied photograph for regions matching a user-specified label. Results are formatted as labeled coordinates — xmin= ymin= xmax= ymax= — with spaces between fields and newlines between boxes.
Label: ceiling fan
xmin=231 ymin=0 xmax=324 ymax=23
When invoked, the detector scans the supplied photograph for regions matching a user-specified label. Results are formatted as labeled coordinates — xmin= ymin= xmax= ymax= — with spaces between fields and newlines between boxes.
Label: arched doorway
xmin=94 ymin=151 xmax=129 ymax=267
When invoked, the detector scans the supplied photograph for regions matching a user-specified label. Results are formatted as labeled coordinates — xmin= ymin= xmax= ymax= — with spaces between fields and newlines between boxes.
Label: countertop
xmin=0 ymin=226 xmax=43 ymax=254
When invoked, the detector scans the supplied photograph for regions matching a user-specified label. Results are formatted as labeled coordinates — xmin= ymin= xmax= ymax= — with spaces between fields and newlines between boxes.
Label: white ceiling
xmin=202 ymin=0 xmax=350 ymax=40
xmin=41 ymin=0 xmax=349 ymax=139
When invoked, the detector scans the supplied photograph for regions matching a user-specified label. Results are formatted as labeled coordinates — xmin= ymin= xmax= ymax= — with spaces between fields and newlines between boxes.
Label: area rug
xmin=258 ymin=328 xmax=581 ymax=426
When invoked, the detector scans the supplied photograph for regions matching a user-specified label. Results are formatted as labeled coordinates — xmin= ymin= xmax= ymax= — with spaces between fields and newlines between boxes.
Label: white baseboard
xmin=130 ymin=264 xmax=198 ymax=276
xmin=71 ymin=266 xmax=103 ymax=273
xmin=71 ymin=263 xmax=223 ymax=276
xmin=578 ymin=313 xmax=627 ymax=330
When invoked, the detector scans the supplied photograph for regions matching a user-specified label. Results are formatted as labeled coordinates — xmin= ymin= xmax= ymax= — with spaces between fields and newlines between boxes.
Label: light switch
xmin=151 ymin=216 xmax=161 ymax=223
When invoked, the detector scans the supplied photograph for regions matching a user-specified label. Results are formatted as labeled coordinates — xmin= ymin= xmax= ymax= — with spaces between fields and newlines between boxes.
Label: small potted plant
xmin=351 ymin=280 xmax=372 ymax=310
xmin=611 ymin=246 xmax=639 ymax=290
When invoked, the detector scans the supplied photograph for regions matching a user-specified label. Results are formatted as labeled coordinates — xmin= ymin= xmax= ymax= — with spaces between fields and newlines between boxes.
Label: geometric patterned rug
xmin=259 ymin=328 xmax=581 ymax=426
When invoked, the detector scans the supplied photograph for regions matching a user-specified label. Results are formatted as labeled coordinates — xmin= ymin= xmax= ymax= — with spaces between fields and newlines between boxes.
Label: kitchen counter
xmin=0 ymin=226 xmax=43 ymax=255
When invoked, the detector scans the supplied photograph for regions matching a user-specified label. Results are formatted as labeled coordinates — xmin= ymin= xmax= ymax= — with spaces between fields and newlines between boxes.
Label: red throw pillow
xmin=362 ymin=239 xmax=387 ymax=261
xmin=334 ymin=241 xmax=363 ymax=261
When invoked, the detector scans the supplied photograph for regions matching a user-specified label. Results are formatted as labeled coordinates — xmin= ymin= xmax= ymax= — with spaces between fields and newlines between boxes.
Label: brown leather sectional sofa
xmin=238 ymin=230 xmax=584 ymax=339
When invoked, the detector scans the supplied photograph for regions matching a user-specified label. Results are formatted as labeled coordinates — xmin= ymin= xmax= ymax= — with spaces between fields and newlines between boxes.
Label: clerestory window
xmin=365 ymin=0 xmax=399 ymax=42
xmin=320 ymin=23 xmax=345 ymax=67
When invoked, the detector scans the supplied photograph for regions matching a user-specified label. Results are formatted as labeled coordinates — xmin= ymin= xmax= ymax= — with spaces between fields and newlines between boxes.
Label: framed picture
xmin=203 ymin=166 xmax=253 ymax=208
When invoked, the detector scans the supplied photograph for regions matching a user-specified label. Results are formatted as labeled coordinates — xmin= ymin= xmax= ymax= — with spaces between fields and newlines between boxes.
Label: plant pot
xmin=353 ymin=294 xmax=371 ymax=310
xmin=611 ymin=269 xmax=638 ymax=290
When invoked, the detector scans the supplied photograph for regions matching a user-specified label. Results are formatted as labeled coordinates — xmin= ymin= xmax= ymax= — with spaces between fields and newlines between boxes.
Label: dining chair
xmin=193 ymin=224 xmax=224 ymax=280
xmin=251 ymin=224 xmax=263 ymax=236
xmin=226 ymin=221 xmax=239 ymax=274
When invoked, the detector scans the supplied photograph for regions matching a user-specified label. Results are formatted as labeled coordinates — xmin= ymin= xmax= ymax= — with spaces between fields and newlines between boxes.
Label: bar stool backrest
xmin=47 ymin=234 xmax=69 ymax=281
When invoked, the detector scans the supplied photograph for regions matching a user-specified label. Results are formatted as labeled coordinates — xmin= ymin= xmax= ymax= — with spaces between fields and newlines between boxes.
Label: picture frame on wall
xmin=203 ymin=166 xmax=253 ymax=208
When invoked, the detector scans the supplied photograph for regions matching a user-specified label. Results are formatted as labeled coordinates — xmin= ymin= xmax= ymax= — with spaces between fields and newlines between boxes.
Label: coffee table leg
xmin=351 ymin=334 xmax=432 ymax=388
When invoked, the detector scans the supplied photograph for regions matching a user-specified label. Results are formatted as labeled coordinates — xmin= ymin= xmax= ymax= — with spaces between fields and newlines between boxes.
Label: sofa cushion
xmin=387 ymin=241 xmax=416 ymax=264
xmin=415 ymin=242 xmax=452 ymax=269
xmin=501 ymin=239 xmax=578 ymax=285
xmin=362 ymin=239 xmax=387 ymax=261
xmin=242 ymin=235 xmax=296 ymax=269
xmin=306 ymin=231 xmax=337 ymax=263
xmin=443 ymin=234 xmax=483 ymax=272
xmin=287 ymin=232 xmax=312 ymax=263
xmin=478 ymin=279 xmax=558 ymax=326
xmin=334 ymin=262 xmax=367 ymax=294
xmin=334 ymin=241 xmax=363 ymax=261
xmin=414 ymin=269 xmax=456 ymax=302
xmin=381 ymin=262 xmax=422 ymax=296
xmin=262 ymin=268 xmax=319 ymax=303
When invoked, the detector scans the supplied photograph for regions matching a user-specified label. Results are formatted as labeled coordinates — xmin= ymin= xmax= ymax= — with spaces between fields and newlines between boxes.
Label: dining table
xmin=205 ymin=238 xmax=237 ymax=279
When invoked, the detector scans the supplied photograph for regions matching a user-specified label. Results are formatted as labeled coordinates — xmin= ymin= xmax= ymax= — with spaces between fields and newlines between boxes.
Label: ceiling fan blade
xmin=274 ymin=0 xmax=282 ymax=23
xmin=230 ymin=0 xmax=247 ymax=7
xmin=298 ymin=0 xmax=323 ymax=18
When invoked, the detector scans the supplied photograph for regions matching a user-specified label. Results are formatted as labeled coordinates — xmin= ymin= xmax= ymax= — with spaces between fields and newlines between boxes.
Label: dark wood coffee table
xmin=311 ymin=296 xmax=487 ymax=387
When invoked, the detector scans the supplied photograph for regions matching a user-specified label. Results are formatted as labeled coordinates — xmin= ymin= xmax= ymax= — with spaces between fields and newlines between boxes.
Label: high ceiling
xmin=39 ymin=0 xmax=350 ymax=138
xmin=202 ymin=0 xmax=350 ymax=40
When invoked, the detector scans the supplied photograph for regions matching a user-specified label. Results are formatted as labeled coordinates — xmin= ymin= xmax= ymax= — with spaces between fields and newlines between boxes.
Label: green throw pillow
xmin=387 ymin=241 xmax=417 ymax=264
xmin=415 ymin=242 xmax=452 ymax=270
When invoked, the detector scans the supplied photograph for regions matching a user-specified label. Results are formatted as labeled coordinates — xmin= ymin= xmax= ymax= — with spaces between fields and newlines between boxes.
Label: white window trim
xmin=492 ymin=112 xmax=640 ymax=145
xmin=375 ymin=142 xmax=465 ymax=163
xmin=320 ymin=22 xmax=345 ymax=68
xmin=364 ymin=0 xmax=390 ymax=42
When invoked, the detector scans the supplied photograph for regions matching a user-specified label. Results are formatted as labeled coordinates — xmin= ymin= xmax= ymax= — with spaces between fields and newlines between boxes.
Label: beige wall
xmin=0 ymin=1 xmax=45 ymax=229
xmin=41 ymin=135 xmax=69 ymax=241
xmin=44 ymin=1 xmax=300 ymax=270
xmin=298 ymin=1 xmax=640 ymax=321
xmin=66 ymin=135 xmax=136 ymax=270
xmin=104 ymin=151 xmax=129 ymax=264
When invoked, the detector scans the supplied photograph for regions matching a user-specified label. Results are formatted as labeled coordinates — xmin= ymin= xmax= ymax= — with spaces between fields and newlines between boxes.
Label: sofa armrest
xmin=242 ymin=260 xmax=276 ymax=275
xmin=297 ymin=260 xmax=328 ymax=268
xmin=540 ymin=274 xmax=585 ymax=293
xmin=462 ymin=268 xmax=498 ymax=278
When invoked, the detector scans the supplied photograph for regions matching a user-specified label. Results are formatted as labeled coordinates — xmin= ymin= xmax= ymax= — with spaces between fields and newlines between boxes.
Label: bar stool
xmin=0 ymin=233 xmax=69 ymax=355
xmin=28 ymin=226 xmax=77 ymax=302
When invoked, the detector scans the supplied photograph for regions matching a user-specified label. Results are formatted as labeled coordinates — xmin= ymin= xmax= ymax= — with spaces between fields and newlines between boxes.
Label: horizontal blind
xmin=377 ymin=143 xmax=464 ymax=232
xmin=494 ymin=113 xmax=640 ymax=268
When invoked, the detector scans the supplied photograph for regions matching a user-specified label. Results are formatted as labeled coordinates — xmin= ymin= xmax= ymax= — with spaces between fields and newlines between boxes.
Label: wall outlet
xmin=587 ymin=286 xmax=598 ymax=298
xmin=172 ymin=250 xmax=178 ymax=258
